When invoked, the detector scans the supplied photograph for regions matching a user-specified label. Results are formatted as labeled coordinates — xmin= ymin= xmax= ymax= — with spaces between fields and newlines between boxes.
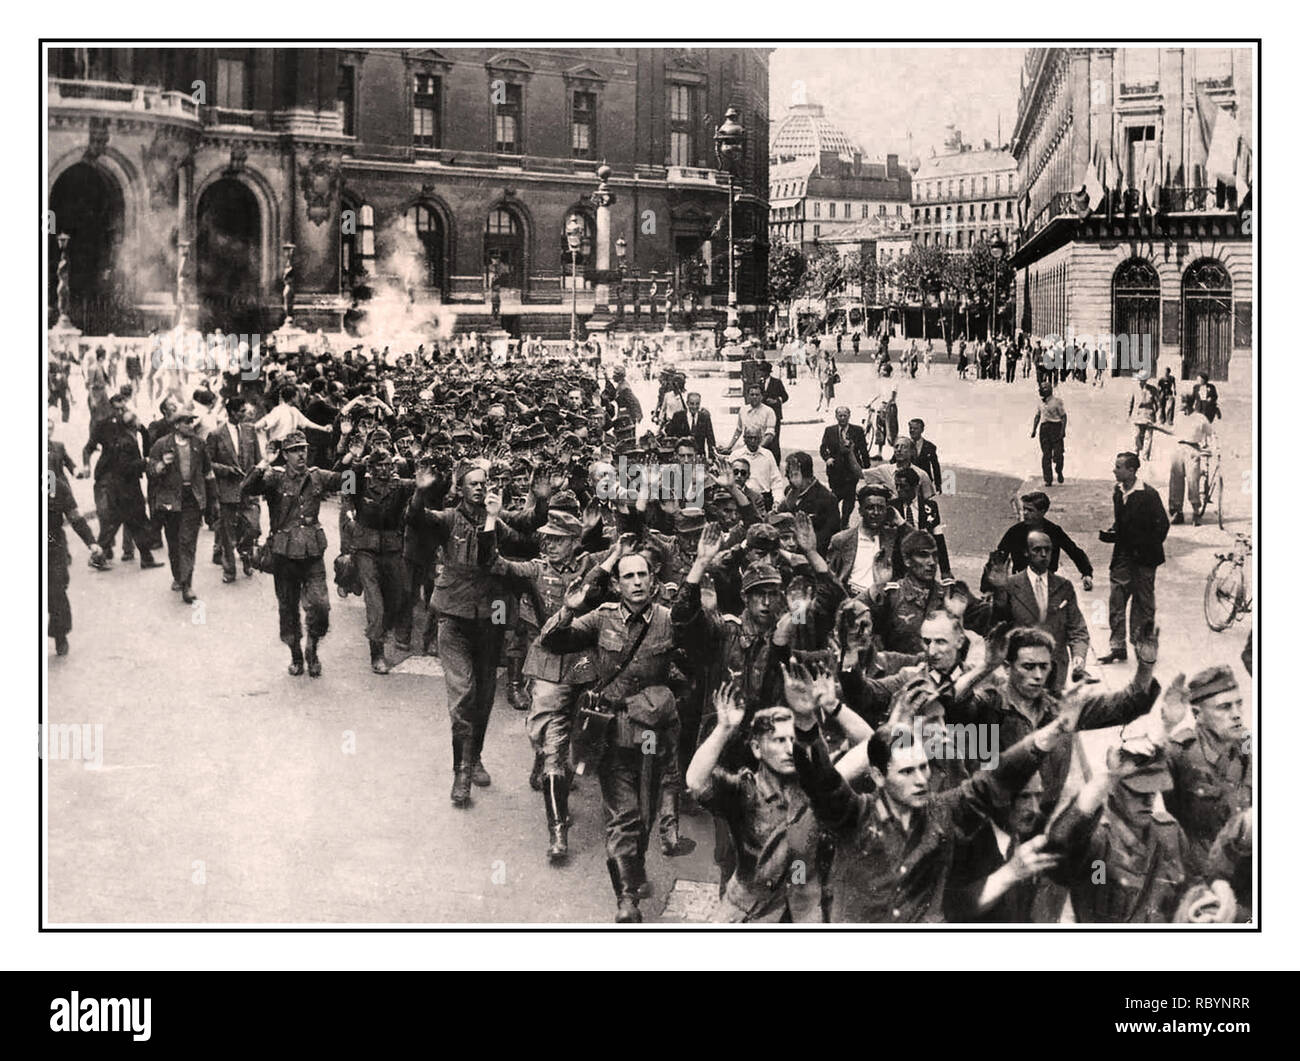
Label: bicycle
xmin=1204 ymin=533 xmax=1252 ymax=632
xmin=1198 ymin=446 xmax=1226 ymax=530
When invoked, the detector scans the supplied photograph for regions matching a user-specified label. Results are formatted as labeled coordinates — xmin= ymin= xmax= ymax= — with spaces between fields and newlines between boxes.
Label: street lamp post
xmin=989 ymin=234 xmax=1007 ymax=342
xmin=713 ymin=106 xmax=745 ymax=346
xmin=615 ymin=235 xmax=627 ymax=325
xmin=565 ymin=214 xmax=584 ymax=354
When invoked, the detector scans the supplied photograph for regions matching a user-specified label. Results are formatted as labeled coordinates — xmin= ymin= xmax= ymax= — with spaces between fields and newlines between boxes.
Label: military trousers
xmin=599 ymin=742 xmax=672 ymax=862
xmin=216 ymin=499 xmax=260 ymax=577
xmin=273 ymin=554 xmax=330 ymax=645
xmin=48 ymin=548 xmax=72 ymax=639
xmin=354 ymin=548 xmax=406 ymax=643
xmin=437 ymin=615 xmax=506 ymax=762
xmin=527 ymin=678 xmax=577 ymax=777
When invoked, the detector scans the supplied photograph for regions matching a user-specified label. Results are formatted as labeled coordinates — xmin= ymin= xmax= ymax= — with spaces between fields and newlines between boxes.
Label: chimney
xmin=853 ymin=150 xmax=861 ymax=175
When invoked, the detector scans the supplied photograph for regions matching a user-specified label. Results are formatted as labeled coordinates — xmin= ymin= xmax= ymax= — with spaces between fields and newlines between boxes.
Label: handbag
xmin=571 ymin=613 xmax=654 ymax=774
xmin=253 ymin=471 xmax=310 ymax=574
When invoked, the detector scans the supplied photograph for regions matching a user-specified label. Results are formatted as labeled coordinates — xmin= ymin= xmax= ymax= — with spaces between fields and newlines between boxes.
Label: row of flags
xmin=1077 ymin=86 xmax=1252 ymax=217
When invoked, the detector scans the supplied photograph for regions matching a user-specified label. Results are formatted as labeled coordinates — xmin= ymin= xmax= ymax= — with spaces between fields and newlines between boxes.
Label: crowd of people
xmin=46 ymin=326 xmax=1250 ymax=925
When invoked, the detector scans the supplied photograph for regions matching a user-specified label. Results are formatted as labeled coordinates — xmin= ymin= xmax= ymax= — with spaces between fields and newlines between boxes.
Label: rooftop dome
xmin=770 ymin=101 xmax=861 ymax=163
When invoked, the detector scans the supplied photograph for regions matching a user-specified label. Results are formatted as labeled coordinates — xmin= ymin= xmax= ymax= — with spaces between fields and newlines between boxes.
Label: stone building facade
xmin=47 ymin=46 xmax=771 ymax=340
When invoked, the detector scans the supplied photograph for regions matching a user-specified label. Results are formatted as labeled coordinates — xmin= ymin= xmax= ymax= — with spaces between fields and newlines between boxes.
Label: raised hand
xmin=1133 ymin=622 xmax=1159 ymax=666
xmin=581 ymin=501 xmax=602 ymax=532
xmin=982 ymin=621 xmax=1012 ymax=673
xmin=781 ymin=661 xmax=817 ymax=724
xmin=713 ymin=681 xmax=745 ymax=734
xmin=484 ymin=491 xmax=503 ymax=518
xmin=1160 ymin=672 xmax=1190 ymax=733
xmin=1007 ymin=834 xmax=1062 ymax=882
xmin=792 ymin=510 xmax=818 ymax=554
xmin=699 ymin=574 xmax=718 ymax=613
xmin=810 ymin=669 xmax=840 ymax=717
xmin=695 ymin=522 xmax=724 ymax=564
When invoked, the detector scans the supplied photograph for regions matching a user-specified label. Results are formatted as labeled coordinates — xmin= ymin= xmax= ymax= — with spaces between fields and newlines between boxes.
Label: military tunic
xmin=1165 ymin=727 xmax=1252 ymax=873
xmin=869 ymin=574 xmax=946 ymax=654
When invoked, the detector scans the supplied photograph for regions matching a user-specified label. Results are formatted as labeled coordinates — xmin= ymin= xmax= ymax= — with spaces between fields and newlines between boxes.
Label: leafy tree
xmin=767 ymin=241 xmax=806 ymax=325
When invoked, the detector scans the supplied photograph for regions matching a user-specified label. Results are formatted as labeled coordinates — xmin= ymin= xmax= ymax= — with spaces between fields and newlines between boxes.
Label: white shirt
xmin=256 ymin=403 xmax=322 ymax=443
xmin=1118 ymin=477 xmax=1146 ymax=503
xmin=847 ymin=528 xmax=883 ymax=594
xmin=736 ymin=444 xmax=786 ymax=498
xmin=1028 ymin=568 xmax=1050 ymax=621
xmin=736 ymin=402 xmax=776 ymax=441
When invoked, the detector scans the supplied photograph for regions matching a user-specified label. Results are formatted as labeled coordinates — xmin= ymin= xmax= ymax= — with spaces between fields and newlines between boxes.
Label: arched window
xmin=485 ymin=206 xmax=525 ymax=289
xmin=406 ymin=203 xmax=444 ymax=291
xmin=1112 ymin=257 xmax=1160 ymax=377
xmin=1182 ymin=258 xmax=1232 ymax=380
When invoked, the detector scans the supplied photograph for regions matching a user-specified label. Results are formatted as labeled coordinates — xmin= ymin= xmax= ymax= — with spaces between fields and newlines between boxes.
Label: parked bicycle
xmin=1198 ymin=445 xmax=1226 ymax=530
xmin=1204 ymin=533 xmax=1252 ymax=631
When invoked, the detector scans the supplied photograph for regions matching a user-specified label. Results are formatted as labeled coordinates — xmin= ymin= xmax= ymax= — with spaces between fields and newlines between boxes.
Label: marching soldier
xmin=539 ymin=541 xmax=678 ymax=923
xmin=485 ymin=510 xmax=597 ymax=862
xmin=342 ymin=448 xmax=416 ymax=674
xmin=241 ymin=430 xmax=343 ymax=677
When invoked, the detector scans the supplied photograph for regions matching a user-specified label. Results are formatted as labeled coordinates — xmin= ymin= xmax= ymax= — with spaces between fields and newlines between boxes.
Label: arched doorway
xmin=48 ymin=162 xmax=125 ymax=334
xmin=406 ymin=203 xmax=446 ymax=298
xmin=1182 ymin=259 xmax=1232 ymax=381
xmin=196 ymin=178 xmax=262 ymax=334
xmin=1112 ymin=257 xmax=1160 ymax=377
xmin=484 ymin=206 xmax=525 ymax=293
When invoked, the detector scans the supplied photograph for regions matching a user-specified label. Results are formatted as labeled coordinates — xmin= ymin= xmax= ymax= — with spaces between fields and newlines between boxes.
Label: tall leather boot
xmin=369 ymin=639 xmax=390 ymax=675
xmin=544 ymin=774 xmax=570 ymax=864
xmin=659 ymin=790 xmax=697 ymax=857
xmin=630 ymin=832 xmax=653 ymax=900
xmin=529 ymin=751 xmax=545 ymax=792
xmin=606 ymin=858 xmax=641 ymax=923
xmin=450 ymin=738 xmax=473 ymax=808
xmin=287 ymin=640 xmax=305 ymax=677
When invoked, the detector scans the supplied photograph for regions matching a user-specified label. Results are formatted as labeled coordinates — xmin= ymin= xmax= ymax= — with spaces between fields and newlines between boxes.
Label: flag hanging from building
xmin=1086 ymin=140 xmax=1108 ymax=213
xmin=1196 ymin=84 xmax=1240 ymax=187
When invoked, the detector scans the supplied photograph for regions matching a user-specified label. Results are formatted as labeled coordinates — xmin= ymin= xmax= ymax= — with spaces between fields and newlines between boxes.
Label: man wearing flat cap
xmin=147 ymin=406 xmax=216 ymax=603
xmin=1165 ymin=665 xmax=1252 ymax=873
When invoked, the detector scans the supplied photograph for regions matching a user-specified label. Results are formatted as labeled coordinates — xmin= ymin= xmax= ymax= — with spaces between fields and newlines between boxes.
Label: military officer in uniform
xmin=342 ymin=448 xmax=417 ymax=674
xmin=538 ymin=542 xmax=678 ymax=923
xmin=1164 ymin=665 xmax=1252 ymax=873
xmin=486 ymin=510 xmax=597 ymax=862
xmin=241 ymin=430 xmax=343 ymax=677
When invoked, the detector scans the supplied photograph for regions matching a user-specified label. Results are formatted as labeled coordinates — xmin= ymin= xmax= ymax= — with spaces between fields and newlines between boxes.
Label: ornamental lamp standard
xmin=713 ymin=106 xmax=745 ymax=345
xmin=615 ymin=235 xmax=627 ymax=323
xmin=565 ymin=214 xmax=585 ymax=352
xmin=988 ymin=234 xmax=1007 ymax=341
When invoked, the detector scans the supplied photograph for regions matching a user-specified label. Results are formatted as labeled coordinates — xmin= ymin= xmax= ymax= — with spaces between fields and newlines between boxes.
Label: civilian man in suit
xmin=759 ymin=361 xmax=789 ymax=462
xmin=664 ymin=392 xmax=716 ymax=460
xmin=819 ymin=406 xmax=871 ymax=525
xmin=207 ymin=396 xmax=263 ymax=582
xmin=776 ymin=451 xmax=840 ymax=555
xmin=827 ymin=485 xmax=906 ymax=596
xmin=890 ymin=467 xmax=952 ymax=580
xmin=906 ymin=418 xmax=943 ymax=494
xmin=988 ymin=529 xmax=1090 ymax=692
xmin=147 ymin=407 xmax=215 ymax=603
xmin=1098 ymin=452 xmax=1170 ymax=664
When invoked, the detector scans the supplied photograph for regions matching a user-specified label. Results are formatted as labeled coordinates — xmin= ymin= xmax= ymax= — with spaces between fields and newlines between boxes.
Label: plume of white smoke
xmin=349 ymin=210 xmax=458 ymax=349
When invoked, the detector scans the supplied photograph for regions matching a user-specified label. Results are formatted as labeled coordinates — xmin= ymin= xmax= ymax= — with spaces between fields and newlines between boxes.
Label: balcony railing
xmin=666 ymin=166 xmax=719 ymax=185
xmin=1197 ymin=75 xmax=1233 ymax=91
xmin=1119 ymin=81 xmax=1160 ymax=96
xmin=48 ymin=78 xmax=200 ymax=120
xmin=1020 ymin=185 xmax=1239 ymax=245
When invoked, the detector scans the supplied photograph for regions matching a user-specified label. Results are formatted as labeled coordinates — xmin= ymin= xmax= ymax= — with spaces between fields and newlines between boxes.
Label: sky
xmin=769 ymin=47 xmax=1025 ymax=162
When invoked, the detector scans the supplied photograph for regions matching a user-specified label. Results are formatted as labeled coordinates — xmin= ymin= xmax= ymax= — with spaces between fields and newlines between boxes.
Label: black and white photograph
xmin=39 ymin=39 xmax=1257 ymax=928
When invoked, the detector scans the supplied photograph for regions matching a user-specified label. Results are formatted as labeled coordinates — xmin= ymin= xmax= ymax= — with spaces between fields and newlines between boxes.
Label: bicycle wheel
xmin=1204 ymin=559 xmax=1242 ymax=632
xmin=1216 ymin=473 xmax=1225 ymax=529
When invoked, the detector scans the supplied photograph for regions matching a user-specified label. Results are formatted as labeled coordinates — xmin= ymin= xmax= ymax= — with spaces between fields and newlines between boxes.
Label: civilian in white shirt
xmin=857 ymin=437 xmax=935 ymax=502
xmin=828 ymin=484 xmax=905 ymax=596
xmin=729 ymin=427 xmax=785 ymax=503
xmin=1153 ymin=394 xmax=1217 ymax=525
xmin=723 ymin=384 xmax=777 ymax=458
xmin=255 ymin=383 xmax=335 ymax=447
